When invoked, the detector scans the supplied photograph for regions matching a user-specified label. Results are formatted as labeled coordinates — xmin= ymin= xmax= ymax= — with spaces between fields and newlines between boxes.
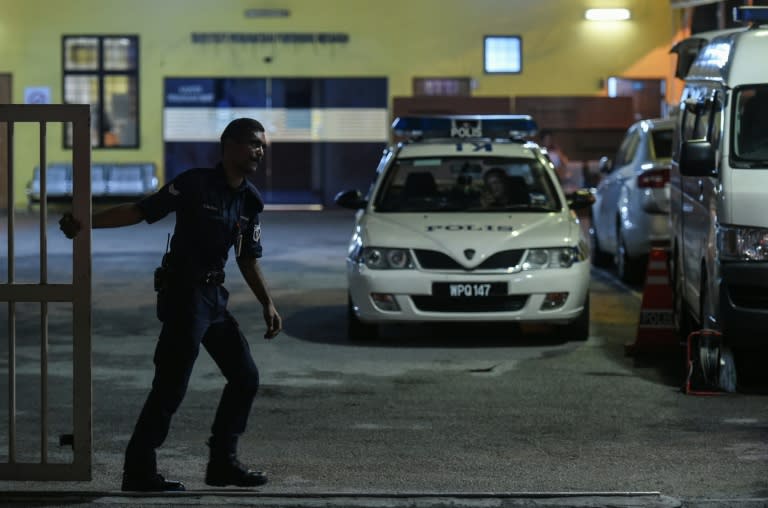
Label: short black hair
xmin=220 ymin=117 xmax=265 ymax=145
xmin=483 ymin=167 xmax=507 ymax=182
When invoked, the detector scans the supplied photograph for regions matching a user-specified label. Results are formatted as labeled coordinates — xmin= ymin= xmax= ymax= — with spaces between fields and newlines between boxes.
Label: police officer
xmin=59 ymin=118 xmax=282 ymax=492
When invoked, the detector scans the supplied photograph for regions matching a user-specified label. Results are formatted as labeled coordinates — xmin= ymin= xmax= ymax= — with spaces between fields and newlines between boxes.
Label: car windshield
xmin=734 ymin=85 xmax=768 ymax=164
xmin=374 ymin=156 xmax=562 ymax=213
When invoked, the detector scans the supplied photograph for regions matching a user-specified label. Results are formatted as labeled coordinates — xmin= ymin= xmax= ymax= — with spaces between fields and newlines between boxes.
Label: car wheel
xmin=347 ymin=294 xmax=378 ymax=341
xmin=557 ymin=294 xmax=590 ymax=341
xmin=590 ymin=226 xmax=612 ymax=267
xmin=616 ymin=230 xmax=645 ymax=285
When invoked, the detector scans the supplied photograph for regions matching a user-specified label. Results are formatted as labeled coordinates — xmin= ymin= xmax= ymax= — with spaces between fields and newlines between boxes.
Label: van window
xmin=693 ymin=100 xmax=712 ymax=140
xmin=709 ymin=94 xmax=723 ymax=150
xmin=681 ymin=102 xmax=699 ymax=143
xmin=733 ymin=85 xmax=768 ymax=163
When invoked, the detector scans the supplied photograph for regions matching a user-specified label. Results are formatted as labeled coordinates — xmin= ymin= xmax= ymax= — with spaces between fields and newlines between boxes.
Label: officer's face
xmin=226 ymin=130 xmax=267 ymax=175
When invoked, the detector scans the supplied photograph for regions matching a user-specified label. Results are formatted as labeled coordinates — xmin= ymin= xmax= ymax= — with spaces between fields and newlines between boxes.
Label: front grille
xmin=414 ymin=249 xmax=525 ymax=270
xmin=478 ymin=250 xmax=524 ymax=269
xmin=410 ymin=295 xmax=529 ymax=312
xmin=728 ymin=285 xmax=768 ymax=309
xmin=413 ymin=250 xmax=462 ymax=269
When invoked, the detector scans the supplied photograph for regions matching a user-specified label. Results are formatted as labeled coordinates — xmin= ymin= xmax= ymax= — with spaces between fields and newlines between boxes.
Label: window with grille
xmin=62 ymin=35 xmax=139 ymax=148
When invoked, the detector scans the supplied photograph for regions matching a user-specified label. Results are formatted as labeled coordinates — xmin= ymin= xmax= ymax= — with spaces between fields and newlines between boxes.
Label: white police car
xmin=335 ymin=115 xmax=593 ymax=341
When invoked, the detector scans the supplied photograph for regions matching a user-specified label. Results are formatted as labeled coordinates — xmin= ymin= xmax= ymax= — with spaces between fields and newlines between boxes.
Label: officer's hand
xmin=263 ymin=304 xmax=282 ymax=339
xmin=59 ymin=212 xmax=82 ymax=239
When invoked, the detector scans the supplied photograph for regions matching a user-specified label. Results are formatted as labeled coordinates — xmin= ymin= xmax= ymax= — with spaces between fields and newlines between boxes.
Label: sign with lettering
xmin=191 ymin=32 xmax=349 ymax=44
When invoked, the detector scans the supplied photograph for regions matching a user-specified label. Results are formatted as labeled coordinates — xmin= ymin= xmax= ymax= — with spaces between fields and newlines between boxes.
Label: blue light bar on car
xmin=733 ymin=6 xmax=768 ymax=24
xmin=392 ymin=115 xmax=538 ymax=141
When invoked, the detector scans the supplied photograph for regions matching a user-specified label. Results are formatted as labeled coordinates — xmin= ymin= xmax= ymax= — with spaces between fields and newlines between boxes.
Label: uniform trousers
xmin=124 ymin=284 xmax=260 ymax=475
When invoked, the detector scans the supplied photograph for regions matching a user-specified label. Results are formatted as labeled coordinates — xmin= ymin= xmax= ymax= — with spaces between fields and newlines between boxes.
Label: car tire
xmin=557 ymin=294 xmax=590 ymax=341
xmin=590 ymin=227 xmax=613 ymax=268
xmin=347 ymin=295 xmax=378 ymax=341
xmin=616 ymin=230 xmax=645 ymax=285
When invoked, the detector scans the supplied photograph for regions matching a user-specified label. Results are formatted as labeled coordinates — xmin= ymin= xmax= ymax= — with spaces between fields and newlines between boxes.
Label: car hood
xmin=359 ymin=212 xmax=579 ymax=269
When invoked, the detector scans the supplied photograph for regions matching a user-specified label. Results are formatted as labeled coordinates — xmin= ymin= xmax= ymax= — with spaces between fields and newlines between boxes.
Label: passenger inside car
xmin=402 ymin=171 xmax=438 ymax=201
xmin=479 ymin=168 xmax=529 ymax=208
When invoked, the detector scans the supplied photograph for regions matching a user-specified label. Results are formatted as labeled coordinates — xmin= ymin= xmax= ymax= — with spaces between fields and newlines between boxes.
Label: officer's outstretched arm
xmin=92 ymin=203 xmax=144 ymax=228
xmin=237 ymin=256 xmax=282 ymax=339
xmin=59 ymin=203 xmax=144 ymax=239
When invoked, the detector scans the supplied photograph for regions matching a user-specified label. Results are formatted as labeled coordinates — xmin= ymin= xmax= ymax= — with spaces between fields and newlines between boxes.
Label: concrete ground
xmin=1 ymin=209 xmax=767 ymax=508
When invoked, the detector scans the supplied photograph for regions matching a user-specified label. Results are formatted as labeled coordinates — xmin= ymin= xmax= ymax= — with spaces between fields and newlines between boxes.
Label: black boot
xmin=205 ymin=452 xmax=268 ymax=487
xmin=121 ymin=472 xmax=185 ymax=492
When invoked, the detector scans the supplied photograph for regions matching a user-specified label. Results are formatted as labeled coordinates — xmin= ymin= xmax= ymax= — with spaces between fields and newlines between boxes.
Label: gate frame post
xmin=0 ymin=104 xmax=92 ymax=481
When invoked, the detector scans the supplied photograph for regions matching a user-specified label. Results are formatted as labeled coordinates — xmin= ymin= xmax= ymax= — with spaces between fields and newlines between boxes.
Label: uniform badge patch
xmin=168 ymin=183 xmax=180 ymax=196
xmin=253 ymin=224 xmax=261 ymax=243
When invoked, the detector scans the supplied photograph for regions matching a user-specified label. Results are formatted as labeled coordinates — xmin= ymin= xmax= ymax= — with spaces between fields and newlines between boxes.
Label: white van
xmin=670 ymin=7 xmax=768 ymax=359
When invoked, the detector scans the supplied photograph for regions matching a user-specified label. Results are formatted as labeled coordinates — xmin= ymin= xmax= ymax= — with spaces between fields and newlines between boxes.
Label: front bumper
xmin=347 ymin=259 xmax=591 ymax=325
xmin=720 ymin=262 xmax=768 ymax=346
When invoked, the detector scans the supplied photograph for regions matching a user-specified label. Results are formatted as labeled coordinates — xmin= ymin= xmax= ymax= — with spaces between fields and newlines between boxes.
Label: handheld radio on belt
xmin=153 ymin=233 xmax=171 ymax=292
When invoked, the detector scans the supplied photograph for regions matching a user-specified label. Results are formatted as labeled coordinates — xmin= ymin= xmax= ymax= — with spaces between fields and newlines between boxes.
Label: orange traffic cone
xmin=625 ymin=247 xmax=679 ymax=356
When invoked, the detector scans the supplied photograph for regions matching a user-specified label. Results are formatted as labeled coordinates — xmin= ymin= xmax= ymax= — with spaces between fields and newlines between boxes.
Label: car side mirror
xmin=567 ymin=188 xmax=596 ymax=210
xmin=598 ymin=156 xmax=612 ymax=174
xmin=334 ymin=189 xmax=368 ymax=210
xmin=680 ymin=139 xmax=717 ymax=177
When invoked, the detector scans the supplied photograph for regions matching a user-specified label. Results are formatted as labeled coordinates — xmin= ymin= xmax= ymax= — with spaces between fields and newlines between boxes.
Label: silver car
xmin=590 ymin=117 xmax=674 ymax=283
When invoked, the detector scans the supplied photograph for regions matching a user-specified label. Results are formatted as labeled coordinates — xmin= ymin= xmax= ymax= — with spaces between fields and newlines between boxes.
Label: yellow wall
xmin=0 ymin=0 xmax=680 ymax=208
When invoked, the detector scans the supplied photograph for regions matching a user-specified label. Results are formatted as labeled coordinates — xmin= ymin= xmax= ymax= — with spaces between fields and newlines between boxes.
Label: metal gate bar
xmin=39 ymin=121 xmax=48 ymax=464
xmin=6 ymin=117 xmax=15 ymax=470
xmin=0 ymin=104 xmax=92 ymax=480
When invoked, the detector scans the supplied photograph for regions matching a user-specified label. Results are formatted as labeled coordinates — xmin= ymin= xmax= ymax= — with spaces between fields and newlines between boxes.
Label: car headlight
xmin=522 ymin=247 xmax=585 ymax=270
xmin=719 ymin=225 xmax=768 ymax=261
xmin=358 ymin=247 xmax=415 ymax=269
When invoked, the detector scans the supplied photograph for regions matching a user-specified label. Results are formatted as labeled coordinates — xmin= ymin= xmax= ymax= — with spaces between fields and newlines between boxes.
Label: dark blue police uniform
xmin=123 ymin=165 xmax=264 ymax=477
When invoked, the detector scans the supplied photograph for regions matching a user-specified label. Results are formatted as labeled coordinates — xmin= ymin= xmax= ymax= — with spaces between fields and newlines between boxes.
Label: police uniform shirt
xmin=137 ymin=165 xmax=264 ymax=276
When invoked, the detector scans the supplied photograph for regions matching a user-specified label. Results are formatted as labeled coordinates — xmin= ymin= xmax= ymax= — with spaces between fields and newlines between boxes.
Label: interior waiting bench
xmin=27 ymin=162 xmax=158 ymax=205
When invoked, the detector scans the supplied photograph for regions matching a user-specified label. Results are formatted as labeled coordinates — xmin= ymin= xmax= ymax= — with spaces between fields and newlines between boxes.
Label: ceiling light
xmin=585 ymin=8 xmax=631 ymax=21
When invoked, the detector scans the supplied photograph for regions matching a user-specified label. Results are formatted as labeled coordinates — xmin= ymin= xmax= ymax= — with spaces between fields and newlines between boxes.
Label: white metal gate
xmin=0 ymin=104 xmax=92 ymax=480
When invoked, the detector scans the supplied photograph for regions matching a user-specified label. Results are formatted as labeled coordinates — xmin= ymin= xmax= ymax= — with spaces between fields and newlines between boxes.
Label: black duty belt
xmin=200 ymin=270 xmax=226 ymax=285
xmin=165 ymin=269 xmax=225 ymax=287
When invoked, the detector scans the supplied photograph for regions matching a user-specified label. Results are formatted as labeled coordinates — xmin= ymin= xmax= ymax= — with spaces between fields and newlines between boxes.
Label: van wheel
xmin=672 ymin=255 xmax=693 ymax=340
xmin=347 ymin=295 xmax=378 ymax=341
xmin=699 ymin=271 xmax=717 ymax=330
xmin=557 ymin=294 xmax=590 ymax=341
xmin=718 ymin=345 xmax=738 ymax=393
